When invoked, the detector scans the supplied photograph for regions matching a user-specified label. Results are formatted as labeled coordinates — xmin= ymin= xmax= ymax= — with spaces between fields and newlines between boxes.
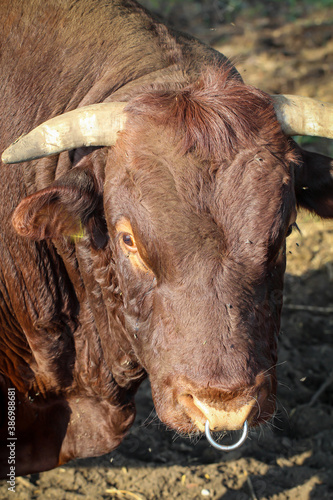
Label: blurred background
xmin=0 ymin=1 xmax=332 ymax=499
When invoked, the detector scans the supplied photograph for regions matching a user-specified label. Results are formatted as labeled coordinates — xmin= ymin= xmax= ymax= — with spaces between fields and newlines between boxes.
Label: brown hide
xmin=0 ymin=0 xmax=332 ymax=477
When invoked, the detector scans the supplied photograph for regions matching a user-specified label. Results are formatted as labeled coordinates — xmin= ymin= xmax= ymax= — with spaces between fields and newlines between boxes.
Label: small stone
xmin=201 ymin=489 xmax=210 ymax=497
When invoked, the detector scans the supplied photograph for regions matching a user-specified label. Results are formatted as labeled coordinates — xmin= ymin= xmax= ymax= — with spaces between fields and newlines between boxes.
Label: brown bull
xmin=0 ymin=0 xmax=332 ymax=477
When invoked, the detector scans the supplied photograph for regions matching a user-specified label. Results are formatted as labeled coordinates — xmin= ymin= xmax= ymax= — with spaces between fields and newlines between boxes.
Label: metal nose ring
xmin=205 ymin=420 xmax=248 ymax=451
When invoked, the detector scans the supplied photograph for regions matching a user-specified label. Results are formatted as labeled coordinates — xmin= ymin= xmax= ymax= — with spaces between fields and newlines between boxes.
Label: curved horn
xmin=3 ymin=94 xmax=332 ymax=164
xmin=2 ymin=102 xmax=127 ymax=164
xmin=271 ymin=94 xmax=333 ymax=139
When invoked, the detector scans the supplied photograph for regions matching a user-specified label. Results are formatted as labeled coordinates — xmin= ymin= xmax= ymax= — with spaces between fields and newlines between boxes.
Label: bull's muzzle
xmin=191 ymin=395 xmax=256 ymax=432
xmin=179 ymin=395 xmax=254 ymax=451
xmin=175 ymin=371 xmax=274 ymax=449
xmin=177 ymin=392 xmax=256 ymax=433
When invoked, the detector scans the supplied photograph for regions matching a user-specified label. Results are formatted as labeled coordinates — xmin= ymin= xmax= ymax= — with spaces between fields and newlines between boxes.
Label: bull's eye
xmin=122 ymin=233 xmax=137 ymax=251
xmin=116 ymin=218 xmax=152 ymax=273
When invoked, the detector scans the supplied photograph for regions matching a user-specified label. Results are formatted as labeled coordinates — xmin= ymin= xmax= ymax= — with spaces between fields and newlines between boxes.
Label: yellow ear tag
xmin=70 ymin=221 xmax=85 ymax=243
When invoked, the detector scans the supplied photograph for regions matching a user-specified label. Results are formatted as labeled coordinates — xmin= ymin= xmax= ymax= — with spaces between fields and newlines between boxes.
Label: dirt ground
xmin=1 ymin=3 xmax=332 ymax=499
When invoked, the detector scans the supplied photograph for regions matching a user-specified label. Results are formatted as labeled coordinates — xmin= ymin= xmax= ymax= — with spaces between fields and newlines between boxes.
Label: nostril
xmin=178 ymin=394 xmax=207 ymax=428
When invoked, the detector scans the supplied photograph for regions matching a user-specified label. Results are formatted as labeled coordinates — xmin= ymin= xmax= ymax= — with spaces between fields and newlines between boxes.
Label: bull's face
xmin=103 ymin=96 xmax=297 ymax=433
xmin=8 ymin=70 xmax=333 ymax=436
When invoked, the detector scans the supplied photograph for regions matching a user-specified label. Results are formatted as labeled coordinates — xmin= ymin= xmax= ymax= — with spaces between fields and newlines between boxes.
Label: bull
xmin=0 ymin=0 xmax=332 ymax=477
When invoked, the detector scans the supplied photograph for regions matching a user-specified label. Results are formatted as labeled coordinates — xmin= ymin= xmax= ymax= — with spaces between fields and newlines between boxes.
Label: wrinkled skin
xmin=1 ymin=0 xmax=333 ymax=478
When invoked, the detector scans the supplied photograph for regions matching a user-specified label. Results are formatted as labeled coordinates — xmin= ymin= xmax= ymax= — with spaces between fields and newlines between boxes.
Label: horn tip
xmin=1 ymin=149 xmax=14 ymax=164
xmin=2 ymin=134 xmax=28 ymax=164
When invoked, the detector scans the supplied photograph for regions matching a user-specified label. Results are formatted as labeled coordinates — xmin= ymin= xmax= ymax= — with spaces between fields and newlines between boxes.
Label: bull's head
xmin=3 ymin=69 xmax=333 ymax=441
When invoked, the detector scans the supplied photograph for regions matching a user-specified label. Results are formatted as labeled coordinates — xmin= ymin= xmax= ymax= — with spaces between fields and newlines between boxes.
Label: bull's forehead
xmin=107 ymin=69 xmax=297 ymax=247
xmin=113 ymin=139 xmax=293 ymax=224
xmin=107 ymin=138 xmax=295 ymax=274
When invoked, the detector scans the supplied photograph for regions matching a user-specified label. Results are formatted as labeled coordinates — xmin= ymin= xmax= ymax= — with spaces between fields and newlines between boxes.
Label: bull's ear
xmin=12 ymin=167 xmax=108 ymax=248
xmin=294 ymin=144 xmax=333 ymax=218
